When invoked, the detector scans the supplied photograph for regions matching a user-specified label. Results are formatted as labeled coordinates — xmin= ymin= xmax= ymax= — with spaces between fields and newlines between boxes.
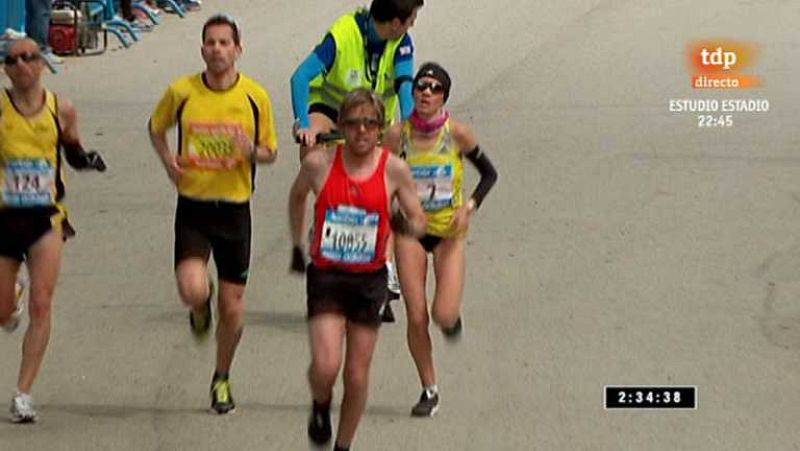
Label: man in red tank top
xmin=288 ymin=88 xmax=426 ymax=451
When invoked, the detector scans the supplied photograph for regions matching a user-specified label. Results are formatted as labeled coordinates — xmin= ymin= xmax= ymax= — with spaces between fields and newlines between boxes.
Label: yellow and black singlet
xmin=150 ymin=73 xmax=278 ymax=203
xmin=0 ymin=88 xmax=66 ymax=216
xmin=401 ymin=120 xmax=464 ymax=238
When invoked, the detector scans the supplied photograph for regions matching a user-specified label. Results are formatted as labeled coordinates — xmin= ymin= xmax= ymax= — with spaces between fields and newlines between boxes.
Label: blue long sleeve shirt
xmin=291 ymin=12 xmax=415 ymax=128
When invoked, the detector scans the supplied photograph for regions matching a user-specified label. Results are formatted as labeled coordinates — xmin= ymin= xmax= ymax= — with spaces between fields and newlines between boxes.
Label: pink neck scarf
xmin=409 ymin=109 xmax=449 ymax=135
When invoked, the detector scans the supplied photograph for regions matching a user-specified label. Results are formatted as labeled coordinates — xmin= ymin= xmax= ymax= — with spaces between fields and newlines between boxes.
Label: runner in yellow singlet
xmin=148 ymin=14 xmax=278 ymax=415
xmin=0 ymin=38 xmax=106 ymax=423
xmin=384 ymin=62 xmax=498 ymax=417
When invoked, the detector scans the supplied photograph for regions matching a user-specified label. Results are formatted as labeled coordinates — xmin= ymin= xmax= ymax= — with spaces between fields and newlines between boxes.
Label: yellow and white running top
xmin=401 ymin=120 xmax=464 ymax=237
xmin=150 ymin=73 xmax=278 ymax=203
xmin=0 ymin=89 xmax=66 ymax=213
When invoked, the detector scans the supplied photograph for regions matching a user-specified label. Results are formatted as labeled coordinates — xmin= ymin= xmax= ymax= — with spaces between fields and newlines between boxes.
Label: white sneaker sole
xmin=10 ymin=414 xmax=36 ymax=424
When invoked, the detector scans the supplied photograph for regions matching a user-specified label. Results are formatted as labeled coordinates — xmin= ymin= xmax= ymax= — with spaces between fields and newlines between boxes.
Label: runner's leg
xmin=215 ymin=280 xmax=245 ymax=373
xmin=335 ymin=320 xmax=379 ymax=448
xmin=396 ymin=234 xmax=435 ymax=386
xmin=0 ymin=258 xmax=22 ymax=326
xmin=431 ymin=236 xmax=466 ymax=331
xmin=175 ymin=258 xmax=212 ymax=310
xmin=308 ymin=313 xmax=346 ymax=403
xmin=17 ymin=229 xmax=63 ymax=394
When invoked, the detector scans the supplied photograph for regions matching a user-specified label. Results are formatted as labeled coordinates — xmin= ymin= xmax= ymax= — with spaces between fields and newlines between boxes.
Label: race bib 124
xmin=3 ymin=159 xmax=54 ymax=207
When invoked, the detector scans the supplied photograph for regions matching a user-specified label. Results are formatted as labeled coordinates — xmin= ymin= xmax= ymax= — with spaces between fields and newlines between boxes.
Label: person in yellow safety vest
xmin=291 ymin=0 xmax=423 ymax=159
xmin=291 ymin=0 xmax=423 ymax=321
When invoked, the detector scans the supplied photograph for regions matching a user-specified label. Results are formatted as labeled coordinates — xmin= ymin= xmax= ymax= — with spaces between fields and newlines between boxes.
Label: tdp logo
xmin=700 ymin=47 xmax=736 ymax=70
xmin=687 ymin=40 xmax=760 ymax=89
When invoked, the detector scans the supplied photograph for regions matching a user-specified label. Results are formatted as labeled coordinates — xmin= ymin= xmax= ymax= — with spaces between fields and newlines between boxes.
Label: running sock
xmin=213 ymin=371 xmax=229 ymax=381
xmin=313 ymin=399 xmax=331 ymax=412
xmin=424 ymin=385 xmax=439 ymax=397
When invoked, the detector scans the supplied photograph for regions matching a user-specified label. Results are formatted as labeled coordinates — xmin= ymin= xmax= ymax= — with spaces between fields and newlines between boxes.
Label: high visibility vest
xmin=309 ymin=9 xmax=402 ymax=123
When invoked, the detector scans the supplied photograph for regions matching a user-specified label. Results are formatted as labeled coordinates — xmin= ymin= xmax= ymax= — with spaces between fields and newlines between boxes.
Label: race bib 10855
xmin=320 ymin=205 xmax=379 ymax=263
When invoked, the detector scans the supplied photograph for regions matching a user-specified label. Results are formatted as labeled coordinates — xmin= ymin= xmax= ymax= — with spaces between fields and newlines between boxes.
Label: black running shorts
xmin=306 ymin=263 xmax=388 ymax=326
xmin=419 ymin=234 xmax=444 ymax=253
xmin=174 ymin=196 xmax=251 ymax=284
xmin=0 ymin=207 xmax=73 ymax=261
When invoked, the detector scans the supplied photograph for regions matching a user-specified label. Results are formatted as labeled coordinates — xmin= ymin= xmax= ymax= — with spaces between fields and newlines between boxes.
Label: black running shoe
xmin=381 ymin=300 xmax=396 ymax=323
xmin=210 ymin=377 xmax=235 ymax=414
xmin=189 ymin=281 xmax=214 ymax=339
xmin=441 ymin=317 xmax=462 ymax=342
xmin=411 ymin=390 xmax=439 ymax=417
xmin=307 ymin=402 xmax=332 ymax=445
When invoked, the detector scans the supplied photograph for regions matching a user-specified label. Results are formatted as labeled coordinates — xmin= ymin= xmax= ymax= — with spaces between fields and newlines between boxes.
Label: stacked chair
xmin=0 ymin=0 xmax=202 ymax=65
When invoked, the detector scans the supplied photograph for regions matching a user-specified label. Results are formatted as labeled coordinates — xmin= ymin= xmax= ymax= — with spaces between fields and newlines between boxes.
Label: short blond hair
xmin=338 ymin=88 xmax=386 ymax=128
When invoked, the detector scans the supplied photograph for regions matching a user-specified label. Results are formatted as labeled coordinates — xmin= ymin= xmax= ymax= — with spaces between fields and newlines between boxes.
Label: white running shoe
xmin=2 ymin=28 xmax=27 ymax=40
xmin=3 ymin=274 xmax=26 ymax=333
xmin=10 ymin=393 xmax=37 ymax=423
xmin=386 ymin=261 xmax=401 ymax=299
xmin=411 ymin=389 xmax=440 ymax=417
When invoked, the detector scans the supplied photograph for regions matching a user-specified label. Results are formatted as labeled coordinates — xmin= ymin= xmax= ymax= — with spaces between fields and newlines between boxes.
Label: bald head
xmin=4 ymin=38 xmax=46 ymax=91
xmin=6 ymin=38 xmax=41 ymax=55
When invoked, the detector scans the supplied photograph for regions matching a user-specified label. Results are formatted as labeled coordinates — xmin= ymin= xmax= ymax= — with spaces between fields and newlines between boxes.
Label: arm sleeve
xmin=395 ymin=58 xmax=415 ymax=120
xmin=62 ymin=141 xmax=105 ymax=171
xmin=62 ymin=141 xmax=90 ymax=169
xmin=394 ymin=34 xmax=415 ymax=120
xmin=464 ymin=145 xmax=498 ymax=209
xmin=291 ymin=54 xmax=329 ymax=129
xmin=290 ymin=35 xmax=336 ymax=129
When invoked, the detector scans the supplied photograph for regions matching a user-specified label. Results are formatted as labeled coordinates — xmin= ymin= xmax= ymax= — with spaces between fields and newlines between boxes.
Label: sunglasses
xmin=342 ymin=117 xmax=382 ymax=130
xmin=414 ymin=81 xmax=445 ymax=94
xmin=4 ymin=52 xmax=41 ymax=66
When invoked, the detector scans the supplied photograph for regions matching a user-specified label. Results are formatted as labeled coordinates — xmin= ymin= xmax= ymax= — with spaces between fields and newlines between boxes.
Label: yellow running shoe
xmin=189 ymin=280 xmax=213 ymax=339
xmin=210 ymin=377 xmax=235 ymax=414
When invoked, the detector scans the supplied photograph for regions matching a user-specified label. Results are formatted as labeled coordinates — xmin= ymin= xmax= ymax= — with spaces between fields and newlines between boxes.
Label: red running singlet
xmin=311 ymin=145 xmax=391 ymax=272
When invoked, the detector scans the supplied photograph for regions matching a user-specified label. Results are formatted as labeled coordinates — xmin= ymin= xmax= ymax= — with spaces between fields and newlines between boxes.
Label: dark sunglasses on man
xmin=4 ymin=52 xmax=42 ymax=66
xmin=414 ymin=81 xmax=444 ymax=94
xmin=342 ymin=117 xmax=382 ymax=130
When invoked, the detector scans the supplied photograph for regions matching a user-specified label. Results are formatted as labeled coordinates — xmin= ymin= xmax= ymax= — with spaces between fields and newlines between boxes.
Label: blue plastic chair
xmin=100 ymin=0 xmax=140 ymax=44
xmin=70 ymin=0 xmax=138 ymax=48
xmin=132 ymin=1 xmax=160 ymax=25
xmin=156 ymin=0 xmax=186 ymax=18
